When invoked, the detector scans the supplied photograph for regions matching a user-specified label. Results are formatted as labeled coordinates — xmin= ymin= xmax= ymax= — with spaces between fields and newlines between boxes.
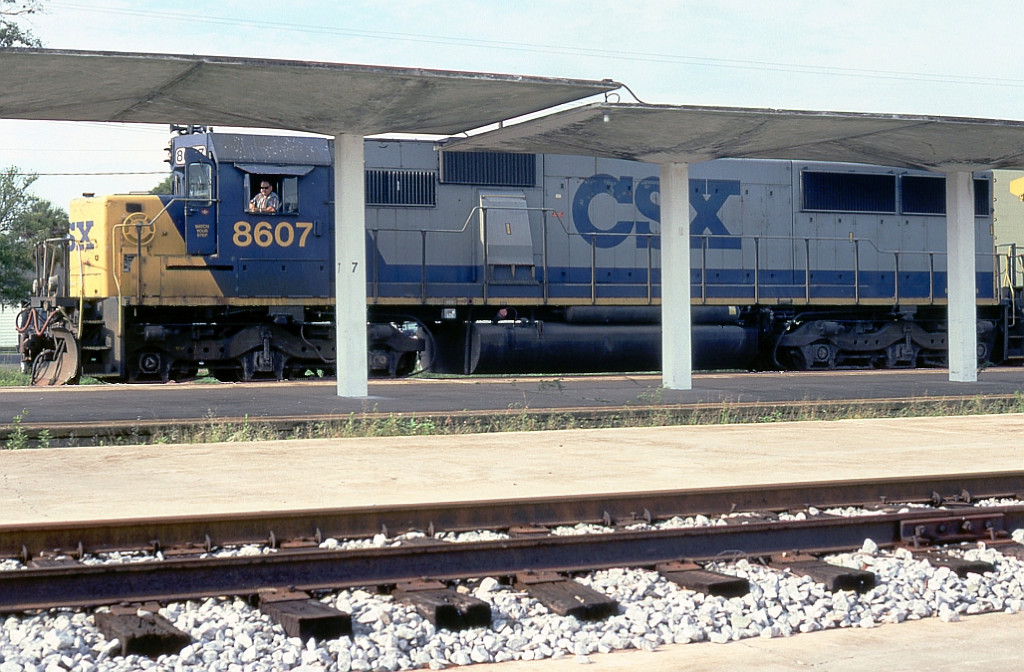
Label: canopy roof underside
xmin=447 ymin=103 xmax=1024 ymax=171
xmin=0 ymin=48 xmax=619 ymax=136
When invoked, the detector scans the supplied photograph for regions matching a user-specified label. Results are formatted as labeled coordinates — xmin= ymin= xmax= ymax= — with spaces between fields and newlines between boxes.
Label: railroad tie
xmin=393 ymin=580 xmax=491 ymax=631
xmin=991 ymin=543 xmax=1024 ymax=562
xmin=912 ymin=551 xmax=996 ymax=578
xmin=771 ymin=553 xmax=876 ymax=593
xmin=514 ymin=571 xmax=619 ymax=621
xmin=656 ymin=561 xmax=750 ymax=598
xmin=508 ymin=525 xmax=550 ymax=537
xmin=258 ymin=588 xmax=352 ymax=642
xmin=94 ymin=604 xmax=191 ymax=658
xmin=26 ymin=554 xmax=81 ymax=569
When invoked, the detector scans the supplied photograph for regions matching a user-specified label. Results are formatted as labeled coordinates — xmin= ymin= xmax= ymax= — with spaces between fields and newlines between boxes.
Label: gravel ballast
xmin=1 ymin=529 xmax=1023 ymax=672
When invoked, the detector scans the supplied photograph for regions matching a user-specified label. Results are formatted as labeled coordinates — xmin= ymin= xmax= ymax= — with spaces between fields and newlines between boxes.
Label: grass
xmin=4 ymin=359 xmax=1024 ymax=449
xmin=0 ymin=365 xmax=30 ymax=387
xmin=0 ymin=364 xmax=115 ymax=386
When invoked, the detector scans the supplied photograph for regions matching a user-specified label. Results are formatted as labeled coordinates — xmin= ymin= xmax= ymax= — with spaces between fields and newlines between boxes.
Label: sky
xmin=4 ymin=0 xmax=1024 ymax=208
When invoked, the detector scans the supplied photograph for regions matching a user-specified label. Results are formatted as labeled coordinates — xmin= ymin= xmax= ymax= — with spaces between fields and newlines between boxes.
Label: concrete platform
xmin=1 ymin=414 xmax=1023 ymax=523
xmin=1 ymin=414 xmax=1023 ymax=670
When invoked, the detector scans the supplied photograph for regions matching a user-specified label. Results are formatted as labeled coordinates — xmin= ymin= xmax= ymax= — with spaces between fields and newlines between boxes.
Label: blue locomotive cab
xmin=167 ymin=131 xmax=336 ymax=301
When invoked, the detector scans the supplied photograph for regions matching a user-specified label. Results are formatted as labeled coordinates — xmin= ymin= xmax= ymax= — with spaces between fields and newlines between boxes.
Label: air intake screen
xmin=365 ymin=170 xmax=436 ymax=206
xmin=441 ymin=151 xmax=536 ymax=187
xmin=902 ymin=175 xmax=990 ymax=216
xmin=803 ymin=171 xmax=896 ymax=213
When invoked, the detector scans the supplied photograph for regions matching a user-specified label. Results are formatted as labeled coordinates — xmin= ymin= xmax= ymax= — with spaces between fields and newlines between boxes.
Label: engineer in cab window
xmin=250 ymin=181 xmax=280 ymax=213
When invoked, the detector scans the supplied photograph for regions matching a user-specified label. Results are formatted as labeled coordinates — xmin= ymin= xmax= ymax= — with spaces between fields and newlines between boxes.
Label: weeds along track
xmin=5 ymin=393 xmax=1024 ymax=449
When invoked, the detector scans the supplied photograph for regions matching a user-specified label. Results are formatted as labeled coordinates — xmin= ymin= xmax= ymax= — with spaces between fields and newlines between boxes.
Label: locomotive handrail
xmin=120 ymin=195 xmax=221 ymax=244
xmin=369 ymin=205 xmax=561 ymax=302
xmin=994 ymin=243 xmax=1024 ymax=326
xmin=366 ymin=219 xmax=1003 ymax=309
xmin=33 ymin=236 xmax=72 ymax=300
xmin=367 ymin=206 xmax=563 ymax=238
xmin=111 ymin=218 xmax=150 ymax=339
xmin=110 ymin=196 xmax=208 ymax=303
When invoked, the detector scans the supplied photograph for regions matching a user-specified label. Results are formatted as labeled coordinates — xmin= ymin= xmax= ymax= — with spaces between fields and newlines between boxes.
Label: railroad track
xmin=3 ymin=472 xmax=1023 ymax=614
xmin=2 ymin=473 xmax=1023 ymax=665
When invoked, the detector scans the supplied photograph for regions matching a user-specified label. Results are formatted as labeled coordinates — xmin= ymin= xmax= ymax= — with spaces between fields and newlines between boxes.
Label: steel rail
xmin=3 ymin=472 xmax=1022 ymax=561
xmin=2 ymin=505 xmax=1023 ymax=613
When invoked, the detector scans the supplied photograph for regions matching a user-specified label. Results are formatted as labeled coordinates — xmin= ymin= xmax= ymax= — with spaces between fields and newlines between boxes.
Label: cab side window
xmin=246 ymin=175 xmax=299 ymax=214
xmin=279 ymin=177 xmax=298 ymax=214
xmin=247 ymin=175 xmax=280 ymax=214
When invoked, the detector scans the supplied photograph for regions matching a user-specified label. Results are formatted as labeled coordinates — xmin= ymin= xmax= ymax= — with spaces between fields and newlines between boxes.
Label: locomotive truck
xmin=17 ymin=126 xmax=1024 ymax=384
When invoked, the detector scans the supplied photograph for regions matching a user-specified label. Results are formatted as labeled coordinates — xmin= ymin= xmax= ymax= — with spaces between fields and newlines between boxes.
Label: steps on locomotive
xmin=1000 ymin=302 xmax=1024 ymax=363
xmin=76 ymin=306 xmax=118 ymax=379
xmin=1003 ymin=328 xmax=1024 ymax=362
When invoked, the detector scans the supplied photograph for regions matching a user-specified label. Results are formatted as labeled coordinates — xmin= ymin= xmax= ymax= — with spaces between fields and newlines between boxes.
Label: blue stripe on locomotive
xmin=367 ymin=258 xmax=994 ymax=303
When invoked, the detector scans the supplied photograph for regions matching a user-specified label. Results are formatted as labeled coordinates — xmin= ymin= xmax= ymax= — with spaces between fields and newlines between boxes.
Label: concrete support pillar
xmin=660 ymin=161 xmax=692 ymax=390
xmin=334 ymin=133 xmax=368 ymax=397
xmin=945 ymin=171 xmax=977 ymax=382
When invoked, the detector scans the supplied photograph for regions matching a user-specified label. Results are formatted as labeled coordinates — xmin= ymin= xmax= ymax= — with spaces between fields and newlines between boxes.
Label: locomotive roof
xmin=187 ymin=133 xmax=334 ymax=166
xmin=446 ymin=103 xmax=1024 ymax=172
xmin=0 ymin=48 xmax=618 ymax=136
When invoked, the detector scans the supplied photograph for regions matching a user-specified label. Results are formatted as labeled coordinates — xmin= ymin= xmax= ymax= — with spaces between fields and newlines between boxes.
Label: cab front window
xmin=187 ymin=163 xmax=212 ymax=202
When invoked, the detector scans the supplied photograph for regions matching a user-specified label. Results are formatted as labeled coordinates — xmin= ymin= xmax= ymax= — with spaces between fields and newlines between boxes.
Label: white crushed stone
xmin=433 ymin=530 xmax=511 ymax=543
xmin=550 ymin=523 xmax=615 ymax=536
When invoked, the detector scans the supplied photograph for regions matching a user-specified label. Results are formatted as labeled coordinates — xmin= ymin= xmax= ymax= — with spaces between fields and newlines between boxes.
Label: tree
xmin=150 ymin=174 xmax=174 ymax=194
xmin=0 ymin=0 xmax=43 ymax=47
xmin=0 ymin=168 xmax=38 ymax=304
xmin=1 ymin=1 xmax=56 ymax=304
xmin=0 ymin=167 xmax=67 ymax=305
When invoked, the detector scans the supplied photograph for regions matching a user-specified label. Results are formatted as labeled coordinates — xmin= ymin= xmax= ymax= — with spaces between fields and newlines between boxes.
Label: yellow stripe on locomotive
xmin=68 ymin=194 xmax=228 ymax=302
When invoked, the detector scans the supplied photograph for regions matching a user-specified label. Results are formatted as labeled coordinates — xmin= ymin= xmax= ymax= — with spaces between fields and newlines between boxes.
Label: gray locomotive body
xmin=367 ymin=138 xmax=1015 ymax=374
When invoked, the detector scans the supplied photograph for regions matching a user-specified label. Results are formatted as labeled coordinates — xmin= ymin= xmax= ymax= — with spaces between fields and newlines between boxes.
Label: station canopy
xmin=446 ymin=102 xmax=1024 ymax=172
xmin=0 ymin=48 xmax=620 ymax=135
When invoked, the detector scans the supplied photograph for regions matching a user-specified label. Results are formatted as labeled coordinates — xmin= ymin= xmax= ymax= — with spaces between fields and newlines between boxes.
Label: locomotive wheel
xmin=395 ymin=351 xmax=418 ymax=377
xmin=788 ymin=341 xmax=836 ymax=370
xmin=131 ymin=349 xmax=172 ymax=382
xmin=137 ymin=351 xmax=162 ymax=376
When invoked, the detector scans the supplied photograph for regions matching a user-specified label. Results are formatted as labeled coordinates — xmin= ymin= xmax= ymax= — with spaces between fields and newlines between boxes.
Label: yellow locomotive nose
xmin=1011 ymin=175 xmax=1024 ymax=202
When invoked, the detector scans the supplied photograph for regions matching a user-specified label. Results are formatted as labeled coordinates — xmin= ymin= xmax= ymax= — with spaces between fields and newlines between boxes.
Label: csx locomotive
xmin=17 ymin=126 xmax=1024 ymax=384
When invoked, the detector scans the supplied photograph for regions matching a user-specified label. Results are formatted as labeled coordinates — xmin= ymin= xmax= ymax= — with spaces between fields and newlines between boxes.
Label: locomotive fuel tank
xmin=466 ymin=321 xmax=759 ymax=374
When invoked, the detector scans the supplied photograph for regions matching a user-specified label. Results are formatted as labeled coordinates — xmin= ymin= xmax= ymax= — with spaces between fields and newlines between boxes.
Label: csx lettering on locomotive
xmin=572 ymin=175 xmax=742 ymax=250
xmin=67 ymin=220 xmax=95 ymax=251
